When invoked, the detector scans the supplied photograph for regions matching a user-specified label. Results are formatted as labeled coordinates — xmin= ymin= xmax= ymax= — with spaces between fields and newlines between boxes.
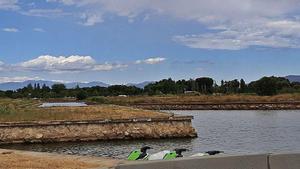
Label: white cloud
xmin=1 ymin=55 xmax=165 ymax=73
xmin=2 ymin=27 xmax=19 ymax=32
xmin=21 ymin=9 xmax=68 ymax=17
xmin=93 ymin=63 xmax=128 ymax=71
xmin=46 ymin=0 xmax=300 ymax=23
xmin=173 ymin=19 xmax=300 ymax=50
xmin=45 ymin=0 xmax=300 ymax=50
xmin=135 ymin=57 xmax=166 ymax=64
xmin=80 ymin=12 xmax=103 ymax=26
xmin=33 ymin=28 xmax=45 ymax=32
xmin=0 ymin=61 xmax=4 ymax=71
xmin=0 ymin=76 xmax=40 ymax=83
xmin=19 ymin=55 xmax=95 ymax=72
xmin=15 ymin=55 xmax=128 ymax=73
xmin=0 ymin=0 xmax=19 ymax=10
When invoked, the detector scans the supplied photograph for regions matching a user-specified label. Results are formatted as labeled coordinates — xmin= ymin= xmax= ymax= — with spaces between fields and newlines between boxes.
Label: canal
xmin=1 ymin=110 xmax=300 ymax=158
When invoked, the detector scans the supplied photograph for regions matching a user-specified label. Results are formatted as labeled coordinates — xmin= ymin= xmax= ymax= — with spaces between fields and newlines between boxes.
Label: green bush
xmin=76 ymin=90 xmax=88 ymax=100
xmin=0 ymin=105 xmax=12 ymax=115
xmin=89 ymin=96 xmax=107 ymax=104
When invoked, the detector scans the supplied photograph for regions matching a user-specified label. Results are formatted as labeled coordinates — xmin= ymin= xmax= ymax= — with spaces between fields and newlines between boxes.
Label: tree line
xmin=0 ymin=76 xmax=300 ymax=99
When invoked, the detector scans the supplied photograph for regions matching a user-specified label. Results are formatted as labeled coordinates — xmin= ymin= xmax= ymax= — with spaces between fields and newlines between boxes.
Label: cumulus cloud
xmin=135 ymin=57 xmax=166 ymax=64
xmin=2 ymin=27 xmax=19 ymax=32
xmin=45 ymin=0 xmax=300 ymax=50
xmin=0 ymin=76 xmax=40 ymax=83
xmin=0 ymin=0 xmax=19 ymax=10
xmin=16 ymin=55 xmax=128 ymax=73
xmin=19 ymin=55 xmax=95 ymax=72
xmin=1 ymin=55 xmax=164 ymax=73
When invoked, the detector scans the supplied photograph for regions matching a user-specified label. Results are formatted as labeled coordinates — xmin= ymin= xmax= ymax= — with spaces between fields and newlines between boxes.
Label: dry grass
xmin=103 ymin=94 xmax=300 ymax=105
xmin=0 ymin=98 xmax=169 ymax=122
xmin=0 ymin=149 xmax=120 ymax=169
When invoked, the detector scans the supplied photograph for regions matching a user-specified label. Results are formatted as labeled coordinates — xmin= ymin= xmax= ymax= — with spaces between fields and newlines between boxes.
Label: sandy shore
xmin=0 ymin=148 xmax=121 ymax=169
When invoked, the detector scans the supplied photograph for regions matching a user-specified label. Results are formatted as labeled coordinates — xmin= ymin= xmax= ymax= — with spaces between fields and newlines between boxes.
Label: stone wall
xmin=134 ymin=102 xmax=300 ymax=110
xmin=0 ymin=116 xmax=197 ymax=144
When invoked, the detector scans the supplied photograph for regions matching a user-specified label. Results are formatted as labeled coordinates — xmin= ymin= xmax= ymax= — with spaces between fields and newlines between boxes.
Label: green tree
xmin=76 ymin=90 xmax=88 ymax=100
xmin=195 ymin=77 xmax=214 ymax=94
xmin=239 ymin=79 xmax=247 ymax=93
xmin=51 ymin=84 xmax=66 ymax=97
xmin=253 ymin=77 xmax=278 ymax=96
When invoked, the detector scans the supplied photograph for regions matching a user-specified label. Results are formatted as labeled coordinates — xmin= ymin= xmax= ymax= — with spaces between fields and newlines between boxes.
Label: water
xmin=1 ymin=110 xmax=300 ymax=158
xmin=39 ymin=102 xmax=87 ymax=107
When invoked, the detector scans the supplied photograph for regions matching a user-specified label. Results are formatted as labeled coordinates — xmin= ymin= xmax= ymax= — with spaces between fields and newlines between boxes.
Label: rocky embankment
xmin=0 ymin=116 xmax=197 ymax=144
xmin=134 ymin=102 xmax=300 ymax=110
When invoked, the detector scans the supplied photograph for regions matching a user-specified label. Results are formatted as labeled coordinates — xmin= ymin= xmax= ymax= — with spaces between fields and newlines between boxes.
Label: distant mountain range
xmin=285 ymin=75 xmax=300 ymax=83
xmin=0 ymin=80 xmax=153 ymax=91
xmin=0 ymin=80 xmax=109 ymax=91
xmin=126 ymin=81 xmax=153 ymax=89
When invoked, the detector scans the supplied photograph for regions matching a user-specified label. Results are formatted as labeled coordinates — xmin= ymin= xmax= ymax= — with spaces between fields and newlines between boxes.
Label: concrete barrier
xmin=269 ymin=153 xmax=300 ymax=169
xmin=116 ymin=154 xmax=269 ymax=169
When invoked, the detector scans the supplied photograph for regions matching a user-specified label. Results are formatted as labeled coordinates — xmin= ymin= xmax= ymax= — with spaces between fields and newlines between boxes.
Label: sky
xmin=1 ymin=0 xmax=300 ymax=84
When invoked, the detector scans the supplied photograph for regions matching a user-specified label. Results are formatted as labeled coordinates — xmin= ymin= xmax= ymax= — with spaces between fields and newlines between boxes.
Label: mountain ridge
xmin=0 ymin=80 xmax=153 ymax=91
xmin=285 ymin=75 xmax=300 ymax=82
xmin=0 ymin=80 xmax=109 ymax=91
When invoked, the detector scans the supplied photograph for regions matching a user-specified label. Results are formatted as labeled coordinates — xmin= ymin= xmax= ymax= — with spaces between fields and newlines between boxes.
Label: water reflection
xmin=1 ymin=110 xmax=300 ymax=158
xmin=1 ymin=138 xmax=194 ymax=159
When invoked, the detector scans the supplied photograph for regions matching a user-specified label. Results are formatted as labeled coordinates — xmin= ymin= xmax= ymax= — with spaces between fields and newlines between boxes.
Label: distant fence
xmin=116 ymin=153 xmax=300 ymax=169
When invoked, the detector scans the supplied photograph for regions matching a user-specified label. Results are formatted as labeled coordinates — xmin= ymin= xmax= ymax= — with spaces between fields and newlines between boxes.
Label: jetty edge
xmin=0 ymin=116 xmax=197 ymax=144
xmin=2 ymin=148 xmax=298 ymax=169
xmin=117 ymin=153 xmax=300 ymax=169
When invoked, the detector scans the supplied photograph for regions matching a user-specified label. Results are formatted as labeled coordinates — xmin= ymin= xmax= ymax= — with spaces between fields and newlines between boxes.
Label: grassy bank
xmin=90 ymin=94 xmax=300 ymax=105
xmin=0 ymin=98 xmax=169 ymax=122
xmin=1 ymin=94 xmax=299 ymax=122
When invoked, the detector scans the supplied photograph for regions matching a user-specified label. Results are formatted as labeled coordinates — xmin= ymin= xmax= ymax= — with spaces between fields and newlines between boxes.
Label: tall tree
xmin=240 ymin=79 xmax=247 ymax=93
xmin=195 ymin=77 xmax=214 ymax=94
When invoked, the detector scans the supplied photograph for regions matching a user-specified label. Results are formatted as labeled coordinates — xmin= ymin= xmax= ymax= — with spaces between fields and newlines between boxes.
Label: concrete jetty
xmin=117 ymin=153 xmax=300 ymax=169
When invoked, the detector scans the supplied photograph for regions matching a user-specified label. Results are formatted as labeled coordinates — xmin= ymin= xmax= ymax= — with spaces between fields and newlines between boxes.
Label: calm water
xmin=1 ymin=110 xmax=300 ymax=158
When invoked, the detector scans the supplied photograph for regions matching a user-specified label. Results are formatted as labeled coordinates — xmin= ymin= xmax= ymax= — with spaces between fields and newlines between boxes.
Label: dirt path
xmin=0 ymin=149 xmax=121 ymax=169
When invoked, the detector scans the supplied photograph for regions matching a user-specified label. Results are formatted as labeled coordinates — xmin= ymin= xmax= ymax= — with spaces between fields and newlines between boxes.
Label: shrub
xmin=76 ymin=90 xmax=88 ymax=100
xmin=0 ymin=105 xmax=12 ymax=115
xmin=89 ymin=96 xmax=107 ymax=104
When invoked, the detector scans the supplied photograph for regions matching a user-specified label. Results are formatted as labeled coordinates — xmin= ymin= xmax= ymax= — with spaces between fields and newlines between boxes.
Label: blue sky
xmin=1 ymin=0 xmax=300 ymax=84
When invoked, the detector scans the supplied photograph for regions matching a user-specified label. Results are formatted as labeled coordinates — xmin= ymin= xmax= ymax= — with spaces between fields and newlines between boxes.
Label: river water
xmin=1 ymin=110 xmax=300 ymax=158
